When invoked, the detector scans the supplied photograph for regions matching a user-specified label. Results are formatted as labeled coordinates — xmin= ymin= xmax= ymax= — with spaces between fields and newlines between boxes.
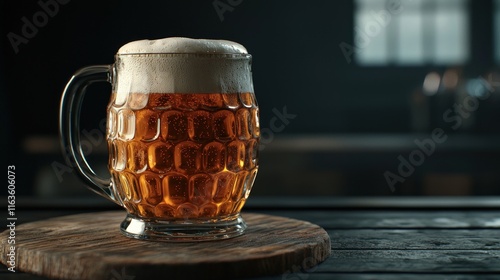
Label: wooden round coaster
xmin=0 ymin=211 xmax=331 ymax=280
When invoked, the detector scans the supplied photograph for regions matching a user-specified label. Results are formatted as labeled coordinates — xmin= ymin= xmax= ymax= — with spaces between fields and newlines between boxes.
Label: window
xmin=354 ymin=0 xmax=469 ymax=66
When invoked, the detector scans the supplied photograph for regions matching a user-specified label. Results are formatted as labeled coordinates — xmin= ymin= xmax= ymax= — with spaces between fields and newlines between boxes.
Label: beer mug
xmin=59 ymin=38 xmax=260 ymax=241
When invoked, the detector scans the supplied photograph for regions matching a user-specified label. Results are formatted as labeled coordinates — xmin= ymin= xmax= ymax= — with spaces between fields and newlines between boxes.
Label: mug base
xmin=119 ymin=213 xmax=247 ymax=242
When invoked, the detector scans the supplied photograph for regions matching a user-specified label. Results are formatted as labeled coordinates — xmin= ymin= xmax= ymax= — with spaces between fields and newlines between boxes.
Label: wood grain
xmin=318 ymin=250 xmax=500 ymax=273
xmin=330 ymin=229 xmax=500 ymax=249
xmin=279 ymin=273 xmax=500 ymax=280
xmin=262 ymin=210 xmax=500 ymax=229
xmin=0 ymin=211 xmax=331 ymax=280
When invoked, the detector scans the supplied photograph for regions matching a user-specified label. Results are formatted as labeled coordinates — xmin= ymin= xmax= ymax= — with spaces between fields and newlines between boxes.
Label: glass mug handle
xmin=59 ymin=65 xmax=122 ymax=206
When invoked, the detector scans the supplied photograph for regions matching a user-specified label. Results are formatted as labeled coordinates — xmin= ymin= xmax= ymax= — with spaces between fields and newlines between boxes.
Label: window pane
xmin=354 ymin=0 xmax=388 ymax=65
xmin=397 ymin=13 xmax=424 ymax=64
xmin=435 ymin=9 xmax=468 ymax=64
xmin=355 ymin=12 xmax=389 ymax=65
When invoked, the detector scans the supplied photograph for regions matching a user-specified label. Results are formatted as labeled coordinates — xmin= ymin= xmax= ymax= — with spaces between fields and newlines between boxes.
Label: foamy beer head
xmin=107 ymin=37 xmax=259 ymax=222
xmin=113 ymin=37 xmax=253 ymax=101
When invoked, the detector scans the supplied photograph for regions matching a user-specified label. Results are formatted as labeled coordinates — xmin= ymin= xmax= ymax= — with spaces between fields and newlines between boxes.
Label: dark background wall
xmin=1 ymin=0 xmax=499 ymax=197
xmin=1 ymin=1 xmax=360 ymax=138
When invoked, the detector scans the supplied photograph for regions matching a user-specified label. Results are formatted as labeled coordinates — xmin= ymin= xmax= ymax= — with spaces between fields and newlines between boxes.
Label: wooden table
xmin=1 ymin=196 xmax=500 ymax=279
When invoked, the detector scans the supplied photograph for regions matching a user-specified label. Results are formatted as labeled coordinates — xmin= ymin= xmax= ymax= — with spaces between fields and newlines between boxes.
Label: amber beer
xmin=107 ymin=92 xmax=260 ymax=220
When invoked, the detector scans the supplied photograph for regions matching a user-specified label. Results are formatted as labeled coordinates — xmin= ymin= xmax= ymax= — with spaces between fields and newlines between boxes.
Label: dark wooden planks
xmin=329 ymin=229 xmax=500 ymax=249
xmin=253 ymin=210 xmax=500 ymax=229
xmin=317 ymin=250 xmax=500 ymax=273
xmin=2 ymin=204 xmax=500 ymax=279
xmin=254 ymin=273 xmax=500 ymax=280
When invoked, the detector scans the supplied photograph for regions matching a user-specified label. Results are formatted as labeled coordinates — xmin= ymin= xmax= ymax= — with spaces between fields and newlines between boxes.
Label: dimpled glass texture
xmin=107 ymin=92 xmax=260 ymax=221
